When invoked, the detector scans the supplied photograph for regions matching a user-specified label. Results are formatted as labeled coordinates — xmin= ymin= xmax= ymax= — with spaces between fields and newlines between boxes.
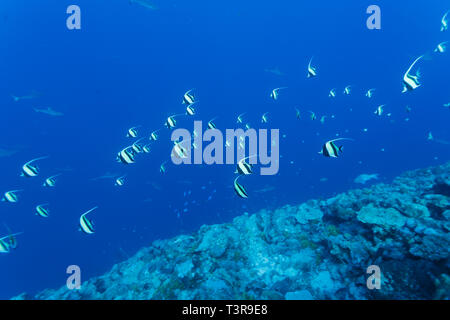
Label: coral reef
xmin=13 ymin=163 xmax=450 ymax=300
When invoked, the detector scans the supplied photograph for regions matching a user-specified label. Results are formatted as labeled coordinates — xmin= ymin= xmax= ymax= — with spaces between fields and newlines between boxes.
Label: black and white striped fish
xmin=143 ymin=144 xmax=151 ymax=153
xmin=160 ymin=161 xmax=167 ymax=174
xmin=21 ymin=156 xmax=49 ymax=178
xmin=402 ymin=55 xmax=424 ymax=93
xmin=2 ymin=190 xmax=23 ymax=203
xmin=186 ymin=103 xmax=196 ymax=116
xmin=149 ymin=129 xmax=161 ymax=141
xmin=36 ymin=204 xmax=50 ymax=218
xmin=236 ymin=155 xmax=257 ymax=175
xmin=307 ymin=57 xmax=317 ymax=78
xmin=182 ymin=89 xmax=195 ymax=105
xmin=270 ymin=87 xmax=287 ymax=101
xmin=233 ymin=175 xmax=248 ymax=199
xmin=434 ymin=41 xmax=448 ymax=53
xmin=132 ymin=138 xmax=146 ymax=153
xmin=366 ymin=88 xmax=376 ymax=98
xmin=236 ymin=113 xmax=246 ymax=124
xmin=43 ymin=174 xmax=61 ymax=187
xmin=165 ymin=115 xmax=177 ymax=129
xmin=117 ymin=146 xmax=136 ymax=164
xmin=261 ymin=112 xmax=269 ymax=123
xmin=172 ymin=140 xmax=190 ymax=159
xmin=441 ymin=11 xmax=449 ymax=32
xmin=126 ymin=126 xmax=140 ymax=138
xmin=207 ymin=117 xmax=218 ymax=130
xmin=329 ymin=88 xmax=336 ymax=98
xmin=374 ymin=105 xmax=385 ymax=116
xmin=319 ymin=138 xmax=353 ymax=158
xmin=165 ymin=114 xmax=186 ymax=129
xmin=0 ymin=232 xmax=22 ymax=253
xmin=0 ymin=237 xmax=10 ymax=253
xmin=79 ymin=206 xmax=97 ymax=234
xmin=343 ymin=85 xmax=352 ymax=95
xmin=115 ymin=175 xmax=126 ymax=186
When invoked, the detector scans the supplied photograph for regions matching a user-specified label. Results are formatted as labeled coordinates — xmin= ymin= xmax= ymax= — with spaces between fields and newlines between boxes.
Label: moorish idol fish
xmin=143 ymin=144 xmax=151 ymax=153
xmin=115 ymin=175 xmax=126 ymax=186
xmin=244 ymin=123 xmax=251 ymax=130
xmin=434 ymin=41 xmax=448 ymax=53
xmin=149 ymin=129 xmax=162 ymax=141
xmin=186 ymin=103 xmax=195 ymax=116
xmin=236 ymin=155 xmax=257 ymax=175
xmin=0 ymin=232 xmax=23 ymax=253
xmin=405 ymin=105 xmax=412 ymax=113
xmin=261 ymin=112 xmax=269 ymax=123
xmin=21 ymin=156 xmax=49 ymax=178
xmin=126 ymin=126 xmax=141 ymax=138
xmin=43 ymin=174 xmax=61 ymax=187
xmin=132 ymin=138 xmax=146 ymax=153
xmin=182 ymin=89 xmax=195 ymax=105
xmin=295 ymin=107 xmax=301 ymax=119
xmin=320 ymin=115 xmax=326 ymax=124
xmin=0 ymin=236 xmax=10 ymax=253
xmin=319 ymin=138 xmax=354 ymax=158
xmin=441 ymin=11 xmax=449 ymax=32
xmin=343 ymin=85 xmax=352 ymax=95
xmin=236 ymin=113 xmax=246 ymax=124
xmin=366 ymin=88 xmax=376 ymax=98
xmin=160 ymin=161 xmax=168 ymax=174
xmin=207 ymin=117 xmax=218 ymax=130
xmin=307 ymin=57 xmax=317 ymax=78
xmin=36 ymin=204 xmax=50 ymax=218
xmin=233 ymin=175 xmax=248 ymax=199
xmin=402 ymin=55 xmax=424 ymax=93
xmin=2 ymin=190 xmax=23 ymax=203
xmin=309 ymin=111 xmax=317 ymax=121
xmin=172 ymin=139 xmax=190 ymax=159
xmin=165 ymin=114 xmax=185 ymax=129
xmin=79 ymin=206 xmax=98 ymax=234
xmin=329 ymin=88 xmax=336 ymax=98
xmin=270 ymin=87 xmax=287 ymax=101
xmin=117 ymin=146 xmax=136 ymax=164
xmin=374 ymin=104 xmax=385 ymax=116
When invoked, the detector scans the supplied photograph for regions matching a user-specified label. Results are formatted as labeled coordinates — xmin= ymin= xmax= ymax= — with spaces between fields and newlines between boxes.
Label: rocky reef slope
xmin=15 ymin=163 xmax=450 ymax=300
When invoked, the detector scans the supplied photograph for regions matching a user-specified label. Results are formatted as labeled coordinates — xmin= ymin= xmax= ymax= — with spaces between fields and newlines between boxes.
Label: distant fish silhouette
xmin=33 ymin=107 xmax=64 ymax=117
xmin=129 ymin=0 xmax=158 ymax=10
xmin=90 ymin=172 xmax=120 ymax=181
xmin=264 ymin=67 xmax=284 ymax=76
xmin=11 ymin=91 xmax=39 ymax=102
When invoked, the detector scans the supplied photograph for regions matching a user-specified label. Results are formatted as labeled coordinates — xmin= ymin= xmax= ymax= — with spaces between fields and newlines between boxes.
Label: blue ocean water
xmin=0 ymin=0 xmax=449 ymax=299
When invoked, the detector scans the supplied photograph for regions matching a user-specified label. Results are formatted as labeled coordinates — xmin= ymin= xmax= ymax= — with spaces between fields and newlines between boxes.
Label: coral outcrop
xmin=13 ymin=163 xmax=450 ymax=300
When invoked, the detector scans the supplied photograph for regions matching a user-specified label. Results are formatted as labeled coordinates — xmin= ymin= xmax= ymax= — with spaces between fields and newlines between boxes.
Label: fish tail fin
xmin=339 ymin=146 xmax=344 ymax=153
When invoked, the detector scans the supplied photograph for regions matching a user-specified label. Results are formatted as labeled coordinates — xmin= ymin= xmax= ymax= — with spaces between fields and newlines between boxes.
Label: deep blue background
xmin=0 ymin=0 xmax=449 ymax=299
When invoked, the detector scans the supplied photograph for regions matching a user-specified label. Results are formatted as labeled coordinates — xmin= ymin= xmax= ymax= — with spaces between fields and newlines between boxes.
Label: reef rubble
xmin=13 ymin=162 xmax=450 ymax=300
